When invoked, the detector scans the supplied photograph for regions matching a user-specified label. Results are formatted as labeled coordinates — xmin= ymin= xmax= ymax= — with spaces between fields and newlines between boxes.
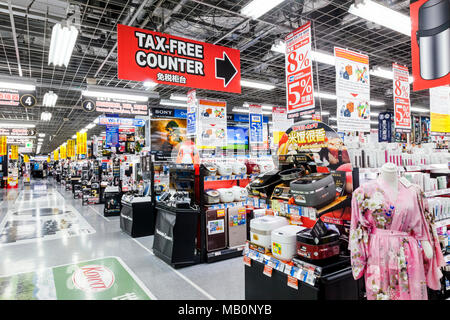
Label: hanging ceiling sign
xmin=96 ymin=116 xmax=145 ymax=127
xmin=81 ymin=96 xmax=149 ymax=115
xmin=0 ymin=88 xmax=36 ymax=108
xmin=117 ymin=24 xmax=241 ymax=93
xmin=0 ymin=128 xmax=36 ymax=136
xmin=393 ymin=63 xmax=411 ymax=132
xmin=430 ymin=85 xmax=450 ymax=136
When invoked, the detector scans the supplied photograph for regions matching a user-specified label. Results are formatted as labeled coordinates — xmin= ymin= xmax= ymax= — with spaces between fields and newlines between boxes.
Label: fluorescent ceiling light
xmin=370 ymin=120 xmax=379 ymax=125
xmin=241 ymin=79 xmax=276 ymax=90
xmin=38 ymin=133 xmax=46 ymax=138
xmin=82 ymin=90 xmax=149 ymax=102
xmin=41 ymin=112 xmax=52 ymax=121
xmin=80 ymin=128 xmax=87 ymax=133
xmin=242 ymin=103 xmax=273 ymax=111
xmin=86 ymin=123 xmax=96 ymax=129
xmin=0 ymin=81 xmax=36 ymax=91
xmin=160 ymin=99 xmax=188 ymax=107
xmin=170 ymin=94 xmax=188 ymax=101
xmin=411 ymin=106 xmax=429 ymax=113
xmin=329 ymin=117 xmax=337 ymax=121
xmin=319 ymin=111 xmax=330 ymax=115
xmin=314 ymin=92 xmax=337 ymax=100
xmin=48 ymin=22 xmax=79 ymax=67
xmin=370 ymin=67 xmax=414 ymax=83
xmin=0 ymin=122 xmax=35 ymax=128
xmin=72 ymin=134 xmax=76 ymax=139
xmin=143 ymin=81 xmax=157 ymax=89
xmin=271 ymin=42 xmax=335 ymax=66
xmin=301 ymin=115 xmax=312 ymax=119
xmin=348 ymin=0 xmax=411 ymax=36
xmin=232 ymin=108 xmax=249 ymax=113
xmin=241 ymin=0 xmax=285 ymax=19
xmin=43 ymin=91 xmax=58 ymax=107
xmin=38 ymin=138 xmax=44 ymax=142
xmin=370 ymin=100 xmax=385 ymax=106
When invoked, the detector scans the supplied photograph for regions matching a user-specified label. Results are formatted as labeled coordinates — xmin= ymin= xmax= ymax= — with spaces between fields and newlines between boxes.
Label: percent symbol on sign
xmin=298 ymin=50 xmax=310 ymax=70
xmin=301 ymin=77 xmax=312 ymax=95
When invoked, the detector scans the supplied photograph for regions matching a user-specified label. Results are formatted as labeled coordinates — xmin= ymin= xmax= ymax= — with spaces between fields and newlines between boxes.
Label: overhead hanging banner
xmin=77 ymin=132 xmax=87 ymax=155
xmin=378 ymin=112 xmax=393 ymax=142
xmin=0 ymin=88 xmax=37 ymax=108
xmin=67 ymin=140 xmax=75 ymax=158
xmin=410 ymin=0 xmax=450 ymax=92
xmin=10 ymin=145 xmax=18 ymax=160
xmin=334 ymin=47 xmax=370 ymax=132
xmin=249 ymin=104 xmax=263 ymax=144
xmin=285 ymin=22 xmax=315 ymax=119
xmin=430 ymin=85 xmax=450 ymax=136
xmin=196 ymin=99 xmax=227 ymax=149
xmin=60 ymin=145 xmax=67 ymax=159
xmin=117 ymin=24 xmax=241 ymax=93
xmin=0 ymin=128 xmax=36 ymax=136
xmin=54 ymin=149 xmax=59 ymax=161
xmin=0 ymin=136 xmax=6 ymax=155
xmin=186 ymin=89 xmax=197 ymax=136
xmin=393 ymin=63 xmax=411 ymax=132
xmin=82 ymin=95 xmax=148 ymax=115
xmin=272 ymin=107 xmax=294 ymax=146
xmin=23 ymin=154 xmax=29 ymax=163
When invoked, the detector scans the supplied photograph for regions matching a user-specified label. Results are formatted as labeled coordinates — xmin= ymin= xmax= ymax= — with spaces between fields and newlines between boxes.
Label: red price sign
xmin=263 ymin=265 xmax=273 ymax=277
xmin=285 ymin=22 xmax=314 ymax=119
xmin=393 ymin=63 xmax=411 ymax=132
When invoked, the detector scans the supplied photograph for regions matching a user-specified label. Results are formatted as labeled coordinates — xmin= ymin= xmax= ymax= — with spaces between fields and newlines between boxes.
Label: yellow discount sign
xmin=60 ymin=145 xmax=67 ymax=159
xmin=0 ymin=136 xmax=7 ymax=156
xmin=67 ymin=140 xmax=75 ymax=158
xmin=10 ymin=145 xmax=18 ymax=160
xmin=77 ymin=132 xmax=87 ymax=155
xmin=54 ymin=149 xmax=59 ymax=161
xmin=24 ymin=155 xmax=29 ymax=163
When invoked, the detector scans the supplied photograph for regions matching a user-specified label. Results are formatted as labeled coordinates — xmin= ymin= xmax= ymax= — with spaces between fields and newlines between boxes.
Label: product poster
xmin=226 ymin=126 xmax=248 ymax=150
xmin=207 ymin=219 xmax=224 ymax=235
xmin=410 ymin=0 xmax=450 ymax=92
xmin=334 ymin=47 xmax=370 ymax=132
xmin=10 ymin=145 xmax=18 ymax=160
xmin=285 ymin=22 xmax=315 ymax=119
xmin=196 ymin=99 xmax=227 ymax=149
xmin=273 ymin=107 xmax=294 ymax=146
xmin=0 ymin=257 xmax=153 ymax=300
xmin=249 ymin=104 xmax=263 ymax=144
xmin=106 ymin=125 xmax=119 ymax=148
xmin=393 ymin=63 xmax=411 ymax=132
xmin=186 ymin=89 xmax=198 ymax=136
xmin=429 ymin=85 xmax=450 ymax=135
xmin=0 ymin=136 xmax=6 ymax=155
xmin=378 ymin=112 xmax=393 ymax=142
xmin=421 ymin=116 xmax=431 ymax=142
xmin=150 ymin=118 xmax=186 ymax=161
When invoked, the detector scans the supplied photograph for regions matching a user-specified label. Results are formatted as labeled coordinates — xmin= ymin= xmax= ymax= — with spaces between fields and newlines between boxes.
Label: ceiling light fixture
xmin=43 ymin=91 xmax=58 ymax=107
xmin=40 ymin=112 xmax=52 ymax=121
xmin=143 ymin=80 xmax=158 ymax=89
xmin=241 ymin=0 xmax=285 ymax=19
xmin=0 ymin=122 xmax=36 ymax=128
xmin=170 ymin=94 xmax=188 ymax=101
xmin=348 ymin=0 xmax=411 ymax=36
xmin=410 ymin=106 xmax=429 ymax=113
xmin=241 ymin=79 xmax=276 ymax=90
xmin=370 ymin=67 xmax=414 ymax=83
xmin=0 ymin=81 xmax=36 ymax=91
xmin=160 ymin=99 xmax=188 ymax=107
xmin=48 ymin=21 xmax=79 ymax=67
xmin=242 ymin=103 xmax=273 ymax=111
xmin=82 ymin=90 xmax=149 ymax=102
xmin=38 ymin=133 xmax=46 ymax=138
xmin=86 ymin=123 xmax=96 ymax=129
xmin=72 ymin=134 xmax=76 ymax=139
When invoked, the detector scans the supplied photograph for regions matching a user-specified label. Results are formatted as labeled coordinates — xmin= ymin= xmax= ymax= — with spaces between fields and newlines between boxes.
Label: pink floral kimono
xmin=350 ymin=178 xmax=445 ymax=300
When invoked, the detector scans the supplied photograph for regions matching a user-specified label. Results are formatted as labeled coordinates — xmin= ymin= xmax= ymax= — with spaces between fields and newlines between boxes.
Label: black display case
xmin=120 ymin=196 xmax=155 ymax=237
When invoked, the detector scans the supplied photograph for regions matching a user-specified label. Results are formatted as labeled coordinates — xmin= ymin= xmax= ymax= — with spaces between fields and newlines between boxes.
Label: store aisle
xmin=0 ymin=179 xmax=245 ymax=300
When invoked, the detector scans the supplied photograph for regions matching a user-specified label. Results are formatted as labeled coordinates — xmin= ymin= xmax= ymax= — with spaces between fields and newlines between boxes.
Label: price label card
xmin=287 ymin=275 xmax=299 ymax=290
xmin=243 ymin=255 xmax=251 ymax=267
xmin=263 ymin=265 xmax=273 ymax=277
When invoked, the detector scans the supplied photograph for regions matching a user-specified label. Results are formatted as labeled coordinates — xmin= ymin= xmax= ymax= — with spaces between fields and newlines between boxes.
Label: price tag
xmin=243 ymin=255 xmax=251 ymax=267
xmin=290 ymin=214 xmax=302 ymax=225
xmin=287 ymin=275 xmax=299 ymax=290
xmin=263 ymin=265 xmax=273 ymax=277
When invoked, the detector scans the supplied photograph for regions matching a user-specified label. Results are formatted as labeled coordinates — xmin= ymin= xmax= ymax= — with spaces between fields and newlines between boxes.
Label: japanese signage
xmin=378 ymin=112 xmax=393 ymax=142
xmin=0 ymin=88 xmax=37 ymax=108
xmin=285 ymin=22 xmax=315 ymax=119
xmin=10 ymin=145 xmax=18 ymax=160
xmin=60 ymin=145 xmax=67 ymax=159
xmin=54 ymin=149 xmax=59 ymax=161
xmin=0 ymin=128 xmax=35 ymax=136
xmin=117 ymin=24 xmax=241 ymax=93
xmin=196 ymin=99 xmax=227 ymax=149
xmin=0 ymin=257 xmax=153 ymax=300
xmin=0 ymin=136 xmax=6 ymax=155
xmin=249 ymin=104 xmax=263 ymax=144
xmin=273 ymin=107 xmax=294 ymax=146
xmin=77 ymin=132 xmax=87 ymax=155
xmin=334 ymin=47 xmax=370 ymax=132
xmin=106 ymin=125 xmax=119 ymax=148
xmin=410 ymin=0 xmax=450 ymax=92
xmin=393 ymin=63 xmax=411 ymax=132
xmin=186 ymin=89 xmax=197 ymax=136
xmin=67 ymin=140 xmax=75 ymax=158
xmin=430 ymin=85 xmax=450 ymax=136
xmin=23 ymin=154 xmax=29 ymax=163
xmin=97 ymin=116 xmax=145 ymax=127
xmin=82 ymin=96 xmax=149 ymax=115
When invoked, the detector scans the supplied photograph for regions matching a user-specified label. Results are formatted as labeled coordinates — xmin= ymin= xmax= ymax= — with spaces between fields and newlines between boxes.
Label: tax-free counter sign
xmin=117 ymin=24 xmax=241 ymax=94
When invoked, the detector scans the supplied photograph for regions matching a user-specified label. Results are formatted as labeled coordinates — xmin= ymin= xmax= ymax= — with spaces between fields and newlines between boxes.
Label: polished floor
xmin=0 ymin=178 xmax=244 ymax=300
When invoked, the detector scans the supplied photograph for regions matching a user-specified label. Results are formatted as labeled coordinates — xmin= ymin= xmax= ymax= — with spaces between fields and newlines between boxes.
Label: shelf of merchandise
xmin=204 ymin=201 xmax=247 ymax=210
xmin=204 ymin=174 xmax=248 ymax=181
xmin=435 ymin=218 xmax=450 ymax=228
xmin=357 ymin=163 xmax=449 ymax=174
xmin=206 ymin=245 xmax=246 ymax=263
xmin=424 ymin=188 xmax=450 ymax=198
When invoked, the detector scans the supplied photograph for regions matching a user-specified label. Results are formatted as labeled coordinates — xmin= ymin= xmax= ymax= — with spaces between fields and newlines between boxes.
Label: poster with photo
xmin=196 ymin=99 xmax=227 ymax=149
xmin=150 ymin=119 xmax=187 ymax=161
xmin=334 ymin=47 xmax=370 ymax=132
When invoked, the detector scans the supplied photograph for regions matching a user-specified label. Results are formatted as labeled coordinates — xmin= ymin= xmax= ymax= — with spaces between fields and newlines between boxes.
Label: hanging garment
xmin=350 ymin=178 xmax=445 ymax=300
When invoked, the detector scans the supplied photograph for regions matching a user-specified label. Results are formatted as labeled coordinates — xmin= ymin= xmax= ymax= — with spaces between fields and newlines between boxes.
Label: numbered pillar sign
xmin=20 ymin=93 xmax=36 ymax=108
xmin=82 ymin=99 xmax=96 ymax=112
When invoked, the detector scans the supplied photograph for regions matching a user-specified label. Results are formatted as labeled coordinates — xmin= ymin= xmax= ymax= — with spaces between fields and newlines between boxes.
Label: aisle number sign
xmin=67 ymin=140 xmax=75 ymax=158
xmin=10 ymin=145 xmax=18 ymax=160
xmin=393 ymin=63 xmax=411 ymax=132
xmin=285 ymin=22 xmax=315 ymax=119
xmin=0 ymin=136 xmax=6 ymax=155
xmin=60 ymin=145 xmax=67 ymax=159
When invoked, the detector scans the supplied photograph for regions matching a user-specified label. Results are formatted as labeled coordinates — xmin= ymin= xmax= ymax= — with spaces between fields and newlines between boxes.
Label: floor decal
xmin=0 ymin=257 xmax=154 ymax=300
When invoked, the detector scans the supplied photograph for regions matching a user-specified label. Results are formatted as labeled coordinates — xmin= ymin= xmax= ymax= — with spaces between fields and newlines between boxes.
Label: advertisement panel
xmin=97 ymin=116 xmax=145 ymax=127
xmin=393 ymin=63 xmax=411 ymax=132
xmin=272 ymin=107 xmax=294 ymax=146
xmin=60 ymin=145 xmax=67 ymax=159
xmin=0 ymin=88 xmax=37 ymax=108
xmin=0 ymin=128 xmax=35 ymax=136
xmin=150 ymin=118 xmax=186 ymax=161
xmin=67 ymin=140 xmax=75 ymax=158
xmin=196 ymin=99 xmax=227 ymax=149
xmin=410 ymin=0 xmax=449 ymax=92
xmin=54 ymin=149 xmax=59 ymax=161
xmin=186 ymin=89 xmax=197 ymax=136
xmin=378 ymin=112 xmax=393 ymax=142
xmin=82 ymin=96 xmax=148 ymax=115
xmin=0 ymin=136 xmax=6 ymax=155
xmin=77 ymin=132 xmax=87 ymax=155
xmin=430 ymin=85 xmax=450 ymax=135
xmin=106 ymin=126 xmax=119 ymax=148
xmin=10 ymin=145 xmax=18 ymax=160
xmin=117 ymin=24 xmax=241 ymax=93
xmin=249 ymin=104 xmax=263 ymax=144
xmin=334 ymin=47 xmax=370 ymax=132
xmin=285 ymin=22 xmax=315 ymax=119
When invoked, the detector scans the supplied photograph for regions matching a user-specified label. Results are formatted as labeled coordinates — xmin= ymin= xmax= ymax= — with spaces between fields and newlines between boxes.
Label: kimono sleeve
xmin=414 ymin=186 xmax=445 ymax=290
xmin=349 ymin=187 xmax=370 ymax=280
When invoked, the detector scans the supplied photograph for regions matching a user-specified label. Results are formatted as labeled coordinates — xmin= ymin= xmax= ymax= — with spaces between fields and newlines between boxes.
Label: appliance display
xmin=232 ymin=162 xmax=247 ymax=175
xmin=231 ymin=186 xmax=248 ymax=201
xmin=204 ymin=189 xmax=221 ymax=204
xmin=290 ymin=173 xmax=337 ymax=208
xmin=247 ymin=170 xmax=282 ymax=199
xmin=206 ymin=209 xmax=227 ymax=252
xmin=296 ymin=228 xmax=340 ymax=261
xmin=217 ymin=188 xmax=235 ymax=203
xmin=271 ymin=225 xmax=306 ymax=261
xmin=217 ymin=163 xmax=233 ymax=176
xmin=250 ymin=215 xmax=289 ymax=249
xmin=227 ymin=207 xmax=247 ymax=248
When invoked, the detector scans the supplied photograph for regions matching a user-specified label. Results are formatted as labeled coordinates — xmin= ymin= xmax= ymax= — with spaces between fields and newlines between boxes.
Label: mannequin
xmin=379 ymin=162 xmax=433 ymax=260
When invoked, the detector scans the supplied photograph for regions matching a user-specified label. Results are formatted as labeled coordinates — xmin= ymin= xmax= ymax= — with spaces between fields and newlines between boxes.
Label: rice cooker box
xmin=250 ymin=215 xmax=288 ymax=249
xmin=271 ymin=225 xmax=305 ymax=261
xmin=296 ymin=229 xmax=340 ymax=261
xmin=290 ymin=173 xmax=336 ymax=208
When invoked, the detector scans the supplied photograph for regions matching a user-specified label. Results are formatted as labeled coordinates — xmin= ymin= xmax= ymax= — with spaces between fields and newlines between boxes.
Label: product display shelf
xmin=206 ymin=245 xmax=246 ymax=263
xmin=424 ymin=188 xmax=450 ymax=198
xmin=435 ymin=218 xmax=450 ymax=228
xmin=204 ymin=200 xmax=247 ymax=210
xmin=204 ymin=174 xmax=248 ymax=181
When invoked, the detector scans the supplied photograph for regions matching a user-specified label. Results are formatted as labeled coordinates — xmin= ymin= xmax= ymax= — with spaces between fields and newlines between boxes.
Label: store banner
xmin=77 ymin=132 xmax=87 ymax=155
xmin=393 ymin=63 xmax=411 ymax=132
xmin=117 ymin=24 xmax=241 ymax=93
xmin=60 ymin=145 xmax=67 ymax=159
xmin=272 ymin=107 xmax=294 ymax=145
xmin=23 ymin=155 xmax=29 ymax=163
xmin=96 ymin=116 xmax=145 ymax=127
xmin=0 ymin=128 xmax=35 ymax=136
xmin=81 ymin=95 xmax=148 ymax=115
xmin=186 ymin=89 xmax=197 ymax=136
xmin=106 ymin=125 xmax=120 ymax=148
xmin=334 ymin=47 xmax=370 ymax=132
xmin=67 ymin=140 xmax=75 ymax=158
xmin=54 ymin=149 xmax=59 ymax=161
xmin=410 ymin=0 xmax=450 ymax=92
xmin=249 ymin=104 xmax=263 ymax=144
xmin=10 ymin=145 xmax=18 ymax=160
xmin=285 ymin=22 xmax=315 ymax=119
xmin=0 ymin=88 xmax=37 ymax=108
xmin=0 ymin=136 xmax=6 ymax=155
xmin=430 ymin=85 xmax=450 ymax=136
xmin=378 ymin=112 xmax=393 ymax=142
xmin=196 ymin=99 xmax=227 ymax=149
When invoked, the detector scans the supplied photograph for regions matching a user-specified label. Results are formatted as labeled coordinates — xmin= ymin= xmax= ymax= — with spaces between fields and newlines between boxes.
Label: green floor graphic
xmin=0 ymin=257 xmax=153 ymax=300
